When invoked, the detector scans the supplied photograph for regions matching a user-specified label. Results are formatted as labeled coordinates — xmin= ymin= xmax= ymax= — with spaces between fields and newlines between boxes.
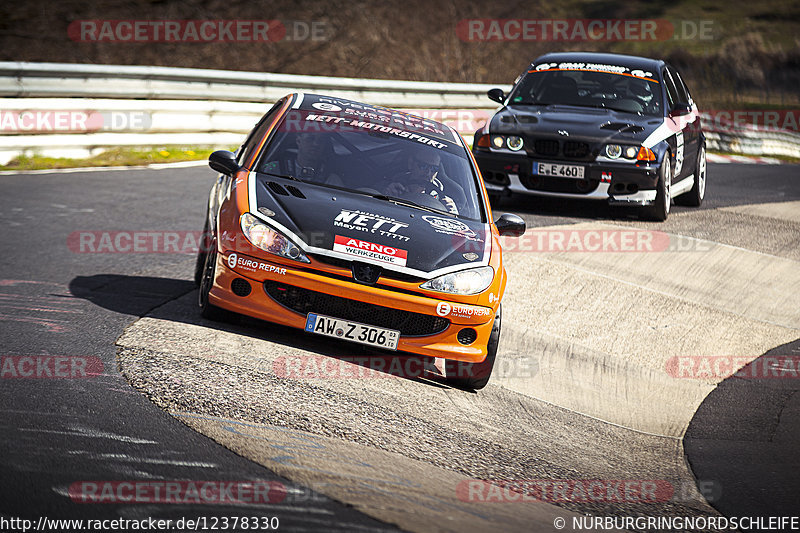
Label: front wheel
xmin=197 ymin=239 xmax=233 ymax=322
xmin=446 ymin=305 xmax=501 ymax=391
xmin=194 ymin=218 xmax=211 ymax=287
xmin=643 ymin=154 xmax=672 ymax=222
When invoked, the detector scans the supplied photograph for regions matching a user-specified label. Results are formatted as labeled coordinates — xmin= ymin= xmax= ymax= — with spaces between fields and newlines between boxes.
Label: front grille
xmin=563 ymin=141 xmax=590 ymax=158
xmin=264 ymin=281 xmax=450 ymax=337
xmin=309 ymin=253 xmax=424 ymax=283
xmin=520 ymin=175 xmax=601 ymax=194
xmin=534 ymin=139 xmax=560 ymax=157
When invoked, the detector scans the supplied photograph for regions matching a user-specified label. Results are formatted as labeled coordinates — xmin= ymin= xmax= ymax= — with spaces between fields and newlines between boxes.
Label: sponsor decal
xmin=304 ymin=114 xmax=448 ymax=149
xmin=332 ymin=236 xmax=407 ymax=267
xmin=225 ymin=253 xmax=287 ymax=275
xmin=317 ymin=98 xmax=446 ymax=135
xmin=422 ymin=215 xmax=478 ymax=239
xmin=311 ymin=102 xmax=342 ymax=112
xmin=436 ymin=301 xmax=492 ymax=319
xmin=333 ymin=209 xmax=410 ymax=241
xmin=532 ymin=62 xmax=657 ymax=82
xmin=463 ymin=252 xmax=479 ymax=261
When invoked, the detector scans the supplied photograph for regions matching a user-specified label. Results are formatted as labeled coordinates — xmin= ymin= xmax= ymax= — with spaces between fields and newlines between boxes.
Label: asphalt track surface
xmin=0 ymin=161 xmax=798 ymax=532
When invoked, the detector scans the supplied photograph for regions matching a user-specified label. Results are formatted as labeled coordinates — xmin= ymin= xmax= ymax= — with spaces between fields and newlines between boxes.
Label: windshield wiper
xmin=366 ymin=193 xmax=452 ymax=216
xmin=261 ymin=171 xmax=301 ymax=181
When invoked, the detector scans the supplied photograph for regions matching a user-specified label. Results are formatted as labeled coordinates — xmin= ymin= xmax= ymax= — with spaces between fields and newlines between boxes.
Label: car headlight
xmin=240 ymin=212 xmax=310 ymax=263
xmin=604 ymin=144 xmax=640 ymax=160
xmin=506 ymin=135 xmax=524 ymax=151
xmin=491 ymin=135 xmax=505 ymax=149
xmin=420 ymin=266 xmax=494 ymax=295
xmin=604 ymin=144 xmax=622 ymax=159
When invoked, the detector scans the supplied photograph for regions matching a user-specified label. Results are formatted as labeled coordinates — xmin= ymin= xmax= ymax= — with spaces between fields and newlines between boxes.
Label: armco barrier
xmin=1 ymin=61 xmax=799 ymax=163
xmin=0 ymin=62 xmax=501 ymax=163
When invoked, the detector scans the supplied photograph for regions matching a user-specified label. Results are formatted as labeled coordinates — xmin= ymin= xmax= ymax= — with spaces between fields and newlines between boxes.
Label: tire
xmin=675 ymin=144 xmax=706 ymax=207
xmin=643 ymin=153 xmax=672 ymax=222
xmin=446 ymin=305 xmax=501 ymax=391
xmin=197 ymin=237 xmax=233 ymax=322
xmin=194 ymin=218 xmax=211 ymax=287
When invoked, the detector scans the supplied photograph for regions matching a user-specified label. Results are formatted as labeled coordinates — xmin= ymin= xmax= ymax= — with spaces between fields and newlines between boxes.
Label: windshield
xmin=508 ymin=66 xmax=663 ymax=117
xmin=256 ymin=109 xmax=484 ymax=221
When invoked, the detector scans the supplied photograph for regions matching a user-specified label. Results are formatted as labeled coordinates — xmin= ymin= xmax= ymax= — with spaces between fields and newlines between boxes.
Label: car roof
xmin=530 ymin=52 xmax=665 ymax=73
xmin=290 ymin=93 xmax=462 ymax=145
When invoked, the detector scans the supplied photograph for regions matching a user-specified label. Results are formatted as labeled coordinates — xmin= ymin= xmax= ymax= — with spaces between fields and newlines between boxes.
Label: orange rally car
xmin=195 ymin=93 xmax=525 ymax=389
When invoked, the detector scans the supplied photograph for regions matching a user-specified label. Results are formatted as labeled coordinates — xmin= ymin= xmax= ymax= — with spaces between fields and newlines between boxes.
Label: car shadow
xmin=69 ymin=273 xmax=462 ymax=391
xmin=492 ymin=193 xmax=654 ymax=222
xmin=683 ymin=337 xmax=800 ymax=520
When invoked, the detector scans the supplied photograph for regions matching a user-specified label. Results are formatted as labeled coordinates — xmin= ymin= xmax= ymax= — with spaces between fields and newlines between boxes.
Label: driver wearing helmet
xmin=383 ymin=147 xmax=459 ymax=215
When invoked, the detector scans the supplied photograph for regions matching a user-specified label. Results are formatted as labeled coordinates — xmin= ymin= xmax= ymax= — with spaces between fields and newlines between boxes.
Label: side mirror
xmin=495 ymin=213 xmax=526 ymax=237
xmin=669 ymin=103 xmax=692 ymax=117
xmin=209 ymin=150 xmax=241 ymax=175
xmin=487 ymin=88 xmax=506 ymax=104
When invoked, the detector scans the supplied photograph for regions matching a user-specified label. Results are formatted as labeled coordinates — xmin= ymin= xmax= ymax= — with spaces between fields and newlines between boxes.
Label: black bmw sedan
xmin=472 ymin=52 xmax=706 ymax=221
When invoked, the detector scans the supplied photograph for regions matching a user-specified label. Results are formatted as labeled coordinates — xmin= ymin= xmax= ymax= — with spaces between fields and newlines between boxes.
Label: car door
xmin=662 ymin=67 xmax=697 ymax=183
xmin=670 ymin=67 xmax=701 ymax=176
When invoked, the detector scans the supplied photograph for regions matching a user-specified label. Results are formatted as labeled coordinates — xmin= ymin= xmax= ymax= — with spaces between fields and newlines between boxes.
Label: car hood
xmin=251 ymin=173 xmax=489 ymax=278
xmin=491 ymin=104 xmax=663 ymax=145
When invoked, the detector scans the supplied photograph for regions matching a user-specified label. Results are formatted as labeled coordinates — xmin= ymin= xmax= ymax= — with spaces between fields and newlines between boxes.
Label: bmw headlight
xmin=603 ymin=144 xmax=639 ymax=160
xmin=604 ymin=144 xmax=622 ymax=159
xmin=506 ymin=135 xmax=524 ymax=151
xmin=420 ymin=266 xmax=494 ymax=295
xmin=240 ymin=212 xmax=310 ymax=263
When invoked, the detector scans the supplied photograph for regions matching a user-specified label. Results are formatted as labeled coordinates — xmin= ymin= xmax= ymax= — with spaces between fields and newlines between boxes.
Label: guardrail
xmin=0 ymin=61 xmax=502 ymax=163
xmin=1 ymin=61 xmax=799 ymax=164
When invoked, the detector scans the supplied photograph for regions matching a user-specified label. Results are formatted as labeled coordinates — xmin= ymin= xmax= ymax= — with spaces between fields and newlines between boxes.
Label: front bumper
xmin=208 ymin=250 xmax=497 ymax=363
xmin=474 ymin=150 xmax=660 ymax=205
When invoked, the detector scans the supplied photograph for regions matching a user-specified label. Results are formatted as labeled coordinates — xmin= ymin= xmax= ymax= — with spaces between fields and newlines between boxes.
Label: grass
xmin=0 ymin=146 xmax=236 ymax=171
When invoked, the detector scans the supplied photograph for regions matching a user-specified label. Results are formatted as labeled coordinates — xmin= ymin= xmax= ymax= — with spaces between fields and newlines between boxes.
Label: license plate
xmin=304 ymin=313 xmax=399 ymax=350
xmin=533 ymin=161 xmax=585 ymax=179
